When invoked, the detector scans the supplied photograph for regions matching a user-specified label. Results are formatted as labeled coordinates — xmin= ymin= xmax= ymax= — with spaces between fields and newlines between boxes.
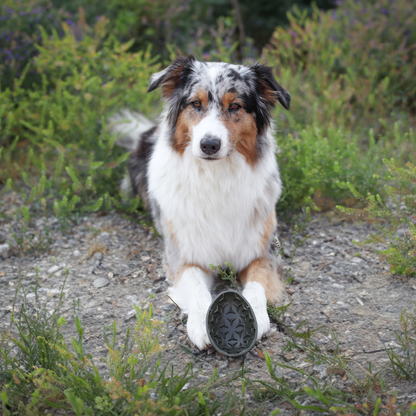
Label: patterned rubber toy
xmin=206 ymin=290 xmax=257 ymax=357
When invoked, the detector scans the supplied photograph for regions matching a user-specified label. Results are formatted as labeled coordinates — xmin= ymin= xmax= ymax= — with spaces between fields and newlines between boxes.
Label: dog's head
xmin=148 ymin=56 xmax=290 ymax=166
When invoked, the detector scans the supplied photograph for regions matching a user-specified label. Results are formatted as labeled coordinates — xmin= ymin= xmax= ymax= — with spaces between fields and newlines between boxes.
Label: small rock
xmin=94 ymin=252 xmax=103 ymax=261
xmin=48 ymin=265 xmax=61 ymax=274
xmin=47 ymin=289 xmax=62 ymax=297
xmin=0 ymin=231 xmax=6 ymax=244
xmin=161 ymin=303 xmax=176 ymax=311
xmin=0 ymin=243 xmax=11 ymax=259
xmin=125 ymin=309 xmax=136 ymax=322
xmin=73 ymin=249 xmax=81 ymax=257
xmin=92 ymin=278 xmax=109 ymax=288
xmin=351 ymin=257 xmax=363 ymax=263
xmin=125 ymin=295 xmax=138 ymax=304
xmin=332 ymin=283 xmax=344 ymax=289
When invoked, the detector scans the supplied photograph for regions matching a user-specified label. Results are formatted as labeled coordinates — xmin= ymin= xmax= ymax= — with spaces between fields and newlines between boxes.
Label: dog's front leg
xmin=240 ymin=258 xmax=286 ymax=340
xmin=169 ymin=266 xmax=214 ymax=350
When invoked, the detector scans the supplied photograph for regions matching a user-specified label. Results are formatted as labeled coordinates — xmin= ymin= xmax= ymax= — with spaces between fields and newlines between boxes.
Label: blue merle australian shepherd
xmin=112 ymin=56 xmax=291 ymax=349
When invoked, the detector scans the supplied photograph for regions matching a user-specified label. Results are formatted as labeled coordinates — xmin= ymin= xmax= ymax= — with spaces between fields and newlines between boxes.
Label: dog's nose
xmin=200 ymin=136 xmax=221 ymax=155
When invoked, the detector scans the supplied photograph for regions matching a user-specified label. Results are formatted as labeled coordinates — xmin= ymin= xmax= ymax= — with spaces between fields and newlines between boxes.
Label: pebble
xmin=48 ymin=265 xmax=61 ymax=274
xmin=0 ymin=231 xmax=6 ymax=244
xmin=94 ymin=252 xmax=103 ymax=261
xmin=125 ymin=295 xmax=138 ymax=304
xmin=0 ymin=243 xmax=10 ymax=259
xmin=92 ymin=278 xmax=109 ymax=288
xmin=73 ymin=249 xmax=81 ymax=257
xmin=47 ymin=289 xmax=62 ymax=297
xmin=161 ymin=303 xmax=176 ymax=311
xmin=124 ymin=309 xmax=136 ymax=322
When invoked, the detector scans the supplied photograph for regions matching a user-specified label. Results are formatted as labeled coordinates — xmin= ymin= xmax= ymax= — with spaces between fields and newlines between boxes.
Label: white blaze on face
xmin=191 ymin=108 xmax=229 ymax=159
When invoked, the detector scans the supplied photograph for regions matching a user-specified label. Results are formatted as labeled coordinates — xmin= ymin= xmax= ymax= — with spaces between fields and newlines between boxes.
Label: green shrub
xmin=277 ymin=123 xmax=416 ymax=212
xmin=0 ymin=19 xmax=160 ymax=224
xmin=338 ymin=158 xmax=416 ymax=277
xmin=264 ymin=1 xmax=416 ymax=134
xmin=264 ymin=0 xmax=416 ymax=211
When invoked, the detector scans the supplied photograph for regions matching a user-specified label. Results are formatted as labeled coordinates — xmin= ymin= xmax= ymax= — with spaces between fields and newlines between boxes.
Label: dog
xmin=113 ymin=56 xmax=290 ymax=349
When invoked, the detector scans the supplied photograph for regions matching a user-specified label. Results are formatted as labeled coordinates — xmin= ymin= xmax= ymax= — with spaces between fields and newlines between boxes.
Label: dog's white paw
xmin=242 ymin=282 xmax=271 ymax=340
xmin=251 ymin=304 xmax=271 ymax=340
xmin=186 ymin=310 xmax=210 ymax=350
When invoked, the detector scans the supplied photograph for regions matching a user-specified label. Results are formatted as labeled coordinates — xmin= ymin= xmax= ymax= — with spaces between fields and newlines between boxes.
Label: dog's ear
xmin=250 ymin=64 xmax=290 ymax=110
xmin=147 ymin=56 xmax=196 ymax=98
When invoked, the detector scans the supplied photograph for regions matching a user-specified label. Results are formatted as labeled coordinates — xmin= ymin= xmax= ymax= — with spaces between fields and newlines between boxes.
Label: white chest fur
xmin=148 ymin=137 xmax=281 ymax=271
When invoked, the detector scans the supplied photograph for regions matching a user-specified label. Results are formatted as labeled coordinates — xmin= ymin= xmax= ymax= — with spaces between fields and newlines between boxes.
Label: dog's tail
xmin=109 ymin=110 xmax=157 ymax=207
xmin=109 ymin=110 xmax=155 ymax=151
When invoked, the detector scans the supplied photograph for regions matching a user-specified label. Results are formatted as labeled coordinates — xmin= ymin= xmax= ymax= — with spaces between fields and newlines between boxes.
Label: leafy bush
xmin=0 ymin=18 xmax=160 ymax=224
xmin=338 ymin=158 xmax=416 ymax=277
xmin=264 ymin=0 xmax=416 ymax=133
xmin=263 ymin=0 xmax=416 ymax=211
xmin=277 ymin=123 xmax=416 ymax=211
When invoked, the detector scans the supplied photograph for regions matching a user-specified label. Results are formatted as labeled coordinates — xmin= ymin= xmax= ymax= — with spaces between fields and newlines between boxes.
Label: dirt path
xmin=1 ymin=208 xmax=415 ymax=414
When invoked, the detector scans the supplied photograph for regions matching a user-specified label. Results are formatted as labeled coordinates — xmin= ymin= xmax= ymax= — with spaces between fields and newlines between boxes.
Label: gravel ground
xmin=1 ymin=201 xmax=416 ymax=414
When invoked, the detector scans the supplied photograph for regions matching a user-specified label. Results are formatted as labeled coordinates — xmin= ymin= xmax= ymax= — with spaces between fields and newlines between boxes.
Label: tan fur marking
xmin=220 ymin=92 xmax=259 ymax=167
xmin=239 ymin=258 xmax=284 ymax=304
xmin=171 ymin=109 xmax=200 ymax=155
xmin=174 ymin=263 xmax=209 ymax=285
xmin=258 ymin=78 xmax=277 ymax=106
xmin=259 ymin=211 xmax=276 ymax=250
xmin=171 ymin=90 xmax=207 ymax=155
xmin=197 ymin=89 xmax=209 ymax=108
xmin=161 ymin=65 xmax=184 ymax=98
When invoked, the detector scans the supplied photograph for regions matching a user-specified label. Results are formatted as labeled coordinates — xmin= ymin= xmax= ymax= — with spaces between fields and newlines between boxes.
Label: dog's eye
xmin=191 ymin=100 xmax=201 ymax=108
xmin=229 ymin=103 xmax=241 ymax=110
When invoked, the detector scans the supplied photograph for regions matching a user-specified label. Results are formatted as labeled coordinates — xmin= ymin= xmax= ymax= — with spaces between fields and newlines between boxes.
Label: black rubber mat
xmin=206 ymin=290 xmax=257 ymax=357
